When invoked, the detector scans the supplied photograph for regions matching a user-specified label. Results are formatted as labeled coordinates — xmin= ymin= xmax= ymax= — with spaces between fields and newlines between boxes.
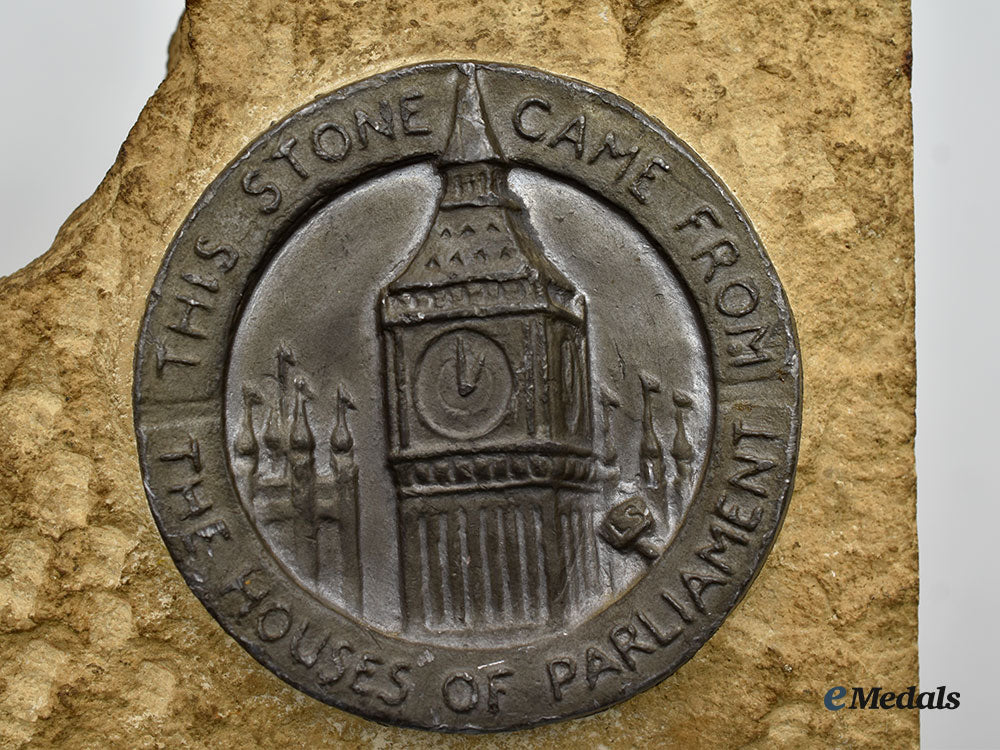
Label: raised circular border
xmin=133 ymin=61 xmax=802 ymax=732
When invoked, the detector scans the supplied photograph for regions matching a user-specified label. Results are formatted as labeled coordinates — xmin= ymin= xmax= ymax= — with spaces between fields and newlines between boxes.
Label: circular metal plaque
xmin=134 ymin=62 xmax=801 ymax=732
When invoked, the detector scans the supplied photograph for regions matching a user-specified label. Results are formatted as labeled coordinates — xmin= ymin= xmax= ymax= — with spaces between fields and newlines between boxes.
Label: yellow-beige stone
xmin=0 ymin=0 xmax=915 ymax=747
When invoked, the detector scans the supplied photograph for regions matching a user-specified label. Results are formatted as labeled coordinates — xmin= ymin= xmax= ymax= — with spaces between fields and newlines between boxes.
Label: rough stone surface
xmin=0 ymin=1 xmax=915 ymax=747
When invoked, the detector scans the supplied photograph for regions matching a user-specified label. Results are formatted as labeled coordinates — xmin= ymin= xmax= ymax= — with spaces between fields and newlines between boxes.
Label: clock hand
xmin=455 ymin=336 xmax=486 ymax=397
xmin=456 ymin=336 xmax=472 ymax=396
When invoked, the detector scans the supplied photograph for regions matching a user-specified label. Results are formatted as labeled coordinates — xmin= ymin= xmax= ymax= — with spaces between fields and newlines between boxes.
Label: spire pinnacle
xmin=639 ymin=372 xmax=665 ymax=491
xmin=441 ymin=64 xmax=501 ymax=165
xmin=330 ymin=385 xmax=356 ymax=454
xmin=235 ymin=385 xmax=262 ymax=461
xmin=289 ymin=378 xmax=315 ymax=453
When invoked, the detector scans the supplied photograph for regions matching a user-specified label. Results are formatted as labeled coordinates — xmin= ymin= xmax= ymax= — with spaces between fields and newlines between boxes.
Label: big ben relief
xmin=140 ymin=59 xmax=798 ymax=729
xmin=380 ymin=67 xmax=609 ymax=634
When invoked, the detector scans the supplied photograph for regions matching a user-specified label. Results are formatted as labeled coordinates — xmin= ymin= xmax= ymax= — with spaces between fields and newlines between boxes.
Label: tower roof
xmin=384 ymin=64 xmax=580 ymax=321
xmin=440 ymin=63 xmax=502 ymax=165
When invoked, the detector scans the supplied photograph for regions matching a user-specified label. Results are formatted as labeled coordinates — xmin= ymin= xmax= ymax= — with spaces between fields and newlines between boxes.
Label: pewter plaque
xmin=134 ymin=62 xmax=801 ymax=731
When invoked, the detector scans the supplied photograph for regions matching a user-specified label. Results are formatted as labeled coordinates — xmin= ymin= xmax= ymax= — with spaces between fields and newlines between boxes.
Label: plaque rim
xmin=133 ymin=60 xmax=802 ymax=732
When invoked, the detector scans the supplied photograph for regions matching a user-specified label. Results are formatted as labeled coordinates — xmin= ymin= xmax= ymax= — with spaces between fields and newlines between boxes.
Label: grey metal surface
xmin=133 ymin=61 xmax=801 ymax=732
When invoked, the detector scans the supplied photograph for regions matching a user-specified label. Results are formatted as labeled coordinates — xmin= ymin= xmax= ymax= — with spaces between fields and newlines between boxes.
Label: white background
xmin=0 ymin=2 xmax=994 ymax=747
xmin=912 ymin=2 xmax=999 ymax=748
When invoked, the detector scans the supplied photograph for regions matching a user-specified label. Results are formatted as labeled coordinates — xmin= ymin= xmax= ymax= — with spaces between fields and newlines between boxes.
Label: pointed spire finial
xmin=671 ymin=390 xmax=694 ymax=465
xmin=289 ymin=377 xmax=315 ymax=453
xmin=276 ymin=344 xmax=296 ymax=389
xmin=639 ymin=372 xmax=665 ymax=491
xmin=235 ymin=385 xmax=263 ymax=461
xmin=331 ymin=385 xmax=357 ymax=454
xmin=667 ymin=390 xmax=694 ymax=532
xmin=441 ymin=63 xmax=501 ymax=165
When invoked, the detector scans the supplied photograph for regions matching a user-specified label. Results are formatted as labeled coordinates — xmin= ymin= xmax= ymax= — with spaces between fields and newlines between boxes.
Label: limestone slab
xmin=0 ymin=1 xmax=915 ymax=747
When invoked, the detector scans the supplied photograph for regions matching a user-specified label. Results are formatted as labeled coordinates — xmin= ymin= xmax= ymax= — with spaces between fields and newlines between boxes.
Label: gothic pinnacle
xmin=289 ymin=377 xmax=315 ymax=453
xmin=440 ymin=63 xmax=502 ymax=166
xmin=235 ymin=385 xmax=263 ymax=459
xmin=671 ymin=390 xmax=694 ymax=466
xmin=639 ymin=372 xmax=666 ymax=491
xmin=330 ymin=385 xmax=356 ymax=455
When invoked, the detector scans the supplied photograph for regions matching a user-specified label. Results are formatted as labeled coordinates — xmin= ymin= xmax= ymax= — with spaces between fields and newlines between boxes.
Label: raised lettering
xmin=661 ymin=589 xmax=695 ymax=623
xmin=692 ymin=239 xmax=740 ymax=283
xmin=732 ymin=419 xmax=780 ymax=446
xmin=609 ymin=623 xmax=654 ymax=670
xmin=725 ymin=325 xmax=773 ymax=367
xmin=680 ymin=569 xmax=728 ymax=613
xmin=587 ymin=131 xmax=639 ymax=179
xmin=181 ymin=272 xmax=219 ymax=293
xmin=399 ymin=91 xmax=431 ymax=135
xmin=355 ymin=101 xmax=395 ymax=147
xmin=547 ymin=657 xmax=576 ymax=701
xmin=168 ymin=295 xmax=211 ymax=339
xmin=289 ymin=620 xmax=329 ymax=668
xmin=194 ymin=237 xmax=238 ymax=272
xmin=167 ymin=479 xmax=212 ymax=519
xmin=585 ymin=647 xmax=622 ymax=688
xmin=635 ymin=609 xmax=681 ymax=645
xmin=379 ymin=664 xmax=411 ymax=706
xmin=350 ymin=654 xmax=382 ymax=696
xmin=158 ymin=437 xmax=202 ymax=473
xmin=316 ymin=643 xmax=354 ymax=685
xmin=716 ymin=493 xmax=763 ymax=531
xmin=312 ymin=122 xmax=352 ymax=162
xmin=183 ymin=519 xmax=230 ymax=557
xmin=547 ymin=115 xmax=586 ymax=157
xmin=628 ymin=157 xmax=670 ymax=203
xmin=257 ymin=604 xmax=292 ymax=641
xmin=153 ymin=340 xmax=199 ymax=375
xmin=696 ymin=522 xmax=750 ymax=575
xmin=271 ymin=136 xmax=310 ymax=179
xmin=218 ymin=568 xmax=270 ymax=617
xmin=513 ymin=97 xmax=551 ymax=141
xmin=715 ymin=280 xmax=759 ymax=317
xmin=486 ymin=668 xmax=512 ymax=714
xmin=729 ymin=454 xmax=776 ymax=497
xmin=675 ymin=206 xmax=722 ymax=232
xmin=242 ymin=169 xmax=282 ymax=213
xmin=443 ymin=672 xmax=478 ymax=712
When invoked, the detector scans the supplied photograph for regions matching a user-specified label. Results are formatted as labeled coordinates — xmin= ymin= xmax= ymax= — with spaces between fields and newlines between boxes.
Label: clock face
xmin=413 ymin=329 xmax=514 ymax=440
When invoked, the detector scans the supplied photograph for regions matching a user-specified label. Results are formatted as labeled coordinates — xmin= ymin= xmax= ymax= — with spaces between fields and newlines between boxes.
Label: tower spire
xmin=386 ymin=64 xmax=577 ymax=300
xmin=441 ymin=64 xmax=501 ymax=165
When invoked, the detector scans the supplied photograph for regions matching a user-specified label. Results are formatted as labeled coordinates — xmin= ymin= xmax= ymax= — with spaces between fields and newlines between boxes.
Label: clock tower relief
xmin=379 ymin=65 xmax=607 ymax=636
